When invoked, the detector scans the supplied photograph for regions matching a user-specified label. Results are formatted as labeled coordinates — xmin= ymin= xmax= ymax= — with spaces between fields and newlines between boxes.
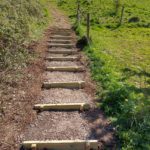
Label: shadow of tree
xmin=121 ymin=67 xmax=150 ymax=96
xmin=122 ymin=67 xmax=150 ymax=80
xmin=82 ymin=108 xmax=117 ymax=149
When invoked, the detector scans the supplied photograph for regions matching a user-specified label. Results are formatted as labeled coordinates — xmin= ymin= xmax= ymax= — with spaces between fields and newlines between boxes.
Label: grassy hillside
xmin=55 ymin=0 xmax=150 ymax=149
xmin=0 ymin=0 xmax=51 ymax=127
xmin=0 ymin=1 xmax=52 ymax=149
xmin=0 ymin=0 xmax=51 ymax=70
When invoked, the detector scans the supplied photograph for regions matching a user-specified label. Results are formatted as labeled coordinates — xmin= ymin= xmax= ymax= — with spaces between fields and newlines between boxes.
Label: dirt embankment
xmin=0 ymin=28 xmax=51 ymax=150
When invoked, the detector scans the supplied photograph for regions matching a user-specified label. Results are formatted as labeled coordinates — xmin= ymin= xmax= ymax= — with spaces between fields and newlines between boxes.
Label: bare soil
xmin=0 ymin=34 xmax=47 ymax=150
xmin=21 ymin=110 xmax=115 ymax=146
xmin=40 ymin=89 xmax=92 ymax=104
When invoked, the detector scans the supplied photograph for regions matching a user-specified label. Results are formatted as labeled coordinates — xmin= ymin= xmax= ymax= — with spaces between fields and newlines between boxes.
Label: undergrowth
xmin=0 ymin=0 xmax=51 ymax=116
xmin=55 ymin=0 xmax=150 ymax=149
xmin=0 ymin=0 xmax=51 ymax=70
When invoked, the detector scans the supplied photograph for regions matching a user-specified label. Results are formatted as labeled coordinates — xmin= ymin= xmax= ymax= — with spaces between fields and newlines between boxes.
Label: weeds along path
xmin=20 ymin=6 xmax=115 ymax=150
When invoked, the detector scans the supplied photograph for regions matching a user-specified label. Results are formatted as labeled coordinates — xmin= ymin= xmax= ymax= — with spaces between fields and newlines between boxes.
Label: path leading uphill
xmin=20 ymin=6 xmax=115 ymax=150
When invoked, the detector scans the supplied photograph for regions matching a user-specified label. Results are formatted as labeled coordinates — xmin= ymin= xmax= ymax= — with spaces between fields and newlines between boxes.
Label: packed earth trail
xmin=20 ymin=7 xmax=116 ymax=150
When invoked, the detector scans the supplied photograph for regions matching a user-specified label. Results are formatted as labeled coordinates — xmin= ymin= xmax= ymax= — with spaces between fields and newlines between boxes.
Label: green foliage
xmin=57 ymin=0 xmax=150 ymax=28
xmin=56 ymin=0 xmax=150 ymax=149
xmin=0 ymin=0 xmax=51 ymax=70
xmin=85 ymin=44 xmax=150 ymax=149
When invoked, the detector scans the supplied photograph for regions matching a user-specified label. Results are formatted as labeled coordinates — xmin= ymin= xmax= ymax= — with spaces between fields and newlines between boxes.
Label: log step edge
xmin=22 ymin=140 xmax=98 ymax=150
xmin=46 ymin=57 xmax=78 ymax=61
xmin=47 ymin=50 xmax=77 ymax=54
xmin=42 ymin=81 xmax=85 ymax=89
xmin=46 ymin=66 xmax=84 ymax=72
xmin=34 ymin=103 xmax=90 ymax=111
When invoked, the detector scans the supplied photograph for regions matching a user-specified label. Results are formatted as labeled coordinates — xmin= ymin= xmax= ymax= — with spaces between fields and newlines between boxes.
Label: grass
xmin=84 ymin=27 xmax=150 ymax=149
xmin=0 ymin=0 xmax=52 ymax=86
xmin=0 ymin=0 xmax=51 ymax=70
xmin=55 ymin=0 xmax=150 ymax=149
xmin=90 ymin=27 xmax=150 ymax=89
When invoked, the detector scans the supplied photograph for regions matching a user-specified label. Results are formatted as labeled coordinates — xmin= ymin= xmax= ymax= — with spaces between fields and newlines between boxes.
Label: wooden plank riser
xmin=50 ymin=36 xmax=72 ymax=40
xmin=22 ymin=140 xmax=98 ymax=150
xmin=52 ymin=28 xmax=72 ymax=31
xmin=47 ymin=50 xmax=77 ymax=54
xmin=48 ymin=45 xmax=74 ymax=49
xmin=46 ymin=57 xmax=78 ymax=61
xmin=34 ymin=103 xmax=90 ymax=111
xmin=46 ymin=67 xmax=84 ymax=72
xmin=52 ymin=30 xmax=72 ymax=34
xmin=52 ymin=33 xmax=71 ymax=36
xmin=42 ymin=82 xmax=85 ymax=89
xmin=48 ymin=40 xmax=71 ymax=44
xmin=51 ymin=30 xmax=72 ymax=35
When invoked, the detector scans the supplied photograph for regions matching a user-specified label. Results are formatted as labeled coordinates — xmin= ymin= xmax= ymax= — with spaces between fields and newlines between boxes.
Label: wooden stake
xmin=87 ymin=13 xmax=90 ymax=43
xmin=85 ymin=141 xmax=91 ymax=150
xmin=76 ymin=0 xmax=80 ymax=25
xmin=31 ymin=144 xmax=37 ymax=150
xmin=119 ymin=6 xmax=125 ymax=25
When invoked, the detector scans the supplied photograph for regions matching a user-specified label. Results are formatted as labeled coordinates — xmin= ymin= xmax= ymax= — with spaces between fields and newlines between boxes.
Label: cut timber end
xmin=46 ymin=66 xmax=84 ymax=72
xmin=34 ymin=103 xmax=90 ymax=111
xmin=47 ymin=50 xmax=77 ymax=54
xmin=46 ymin=56 xmax=78 ymax=61
xmin=22 ymin=140 xmax=98 ymax=150
xmin=42 ymin=81 xmax=85 ymax=89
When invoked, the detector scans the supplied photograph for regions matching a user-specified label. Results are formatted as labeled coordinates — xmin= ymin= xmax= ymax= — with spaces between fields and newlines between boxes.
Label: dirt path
xmin=19 ymin=6 xmax=116 ymax=150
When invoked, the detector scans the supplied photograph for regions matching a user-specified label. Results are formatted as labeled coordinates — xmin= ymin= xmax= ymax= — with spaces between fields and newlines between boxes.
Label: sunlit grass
xmin=55 ymin=0 xmax=150 ymax=149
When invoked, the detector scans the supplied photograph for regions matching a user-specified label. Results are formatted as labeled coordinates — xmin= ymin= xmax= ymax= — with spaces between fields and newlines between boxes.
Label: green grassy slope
xmin=55 ymin=0 xmax=150 ymax=149
xmin=0 ymin=0 xmax=51 ymax=70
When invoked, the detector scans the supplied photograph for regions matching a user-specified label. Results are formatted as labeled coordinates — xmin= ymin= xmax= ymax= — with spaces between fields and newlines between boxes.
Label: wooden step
xmin=42 ymin=81 xmax=85 ymax=89
xmin=48 ymin=43 xmax=74 ymax=48
xmin=52 ymin=29 xmax=72 ymax=33
xmin=34 ymin=103 xmax=90 ymax=111
xmin=22 ymin=140 xmax=98 ymax=150
xmin=51 ymin=35 xmax=72 ymax=40
xmin=48 ymin=40 xmax=71 ymax=44
xmin=52 ymin=32 xmax=71 ymax=36
xmin=46 ymin=56 xmax=78 ymax=61
xmin=52 ymin=28 xmax=72 ymax=32
xmin=48 ymin=50 xmax=77 ymax=54
xmin=46 ymin=66 xmax=84 ymax=72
